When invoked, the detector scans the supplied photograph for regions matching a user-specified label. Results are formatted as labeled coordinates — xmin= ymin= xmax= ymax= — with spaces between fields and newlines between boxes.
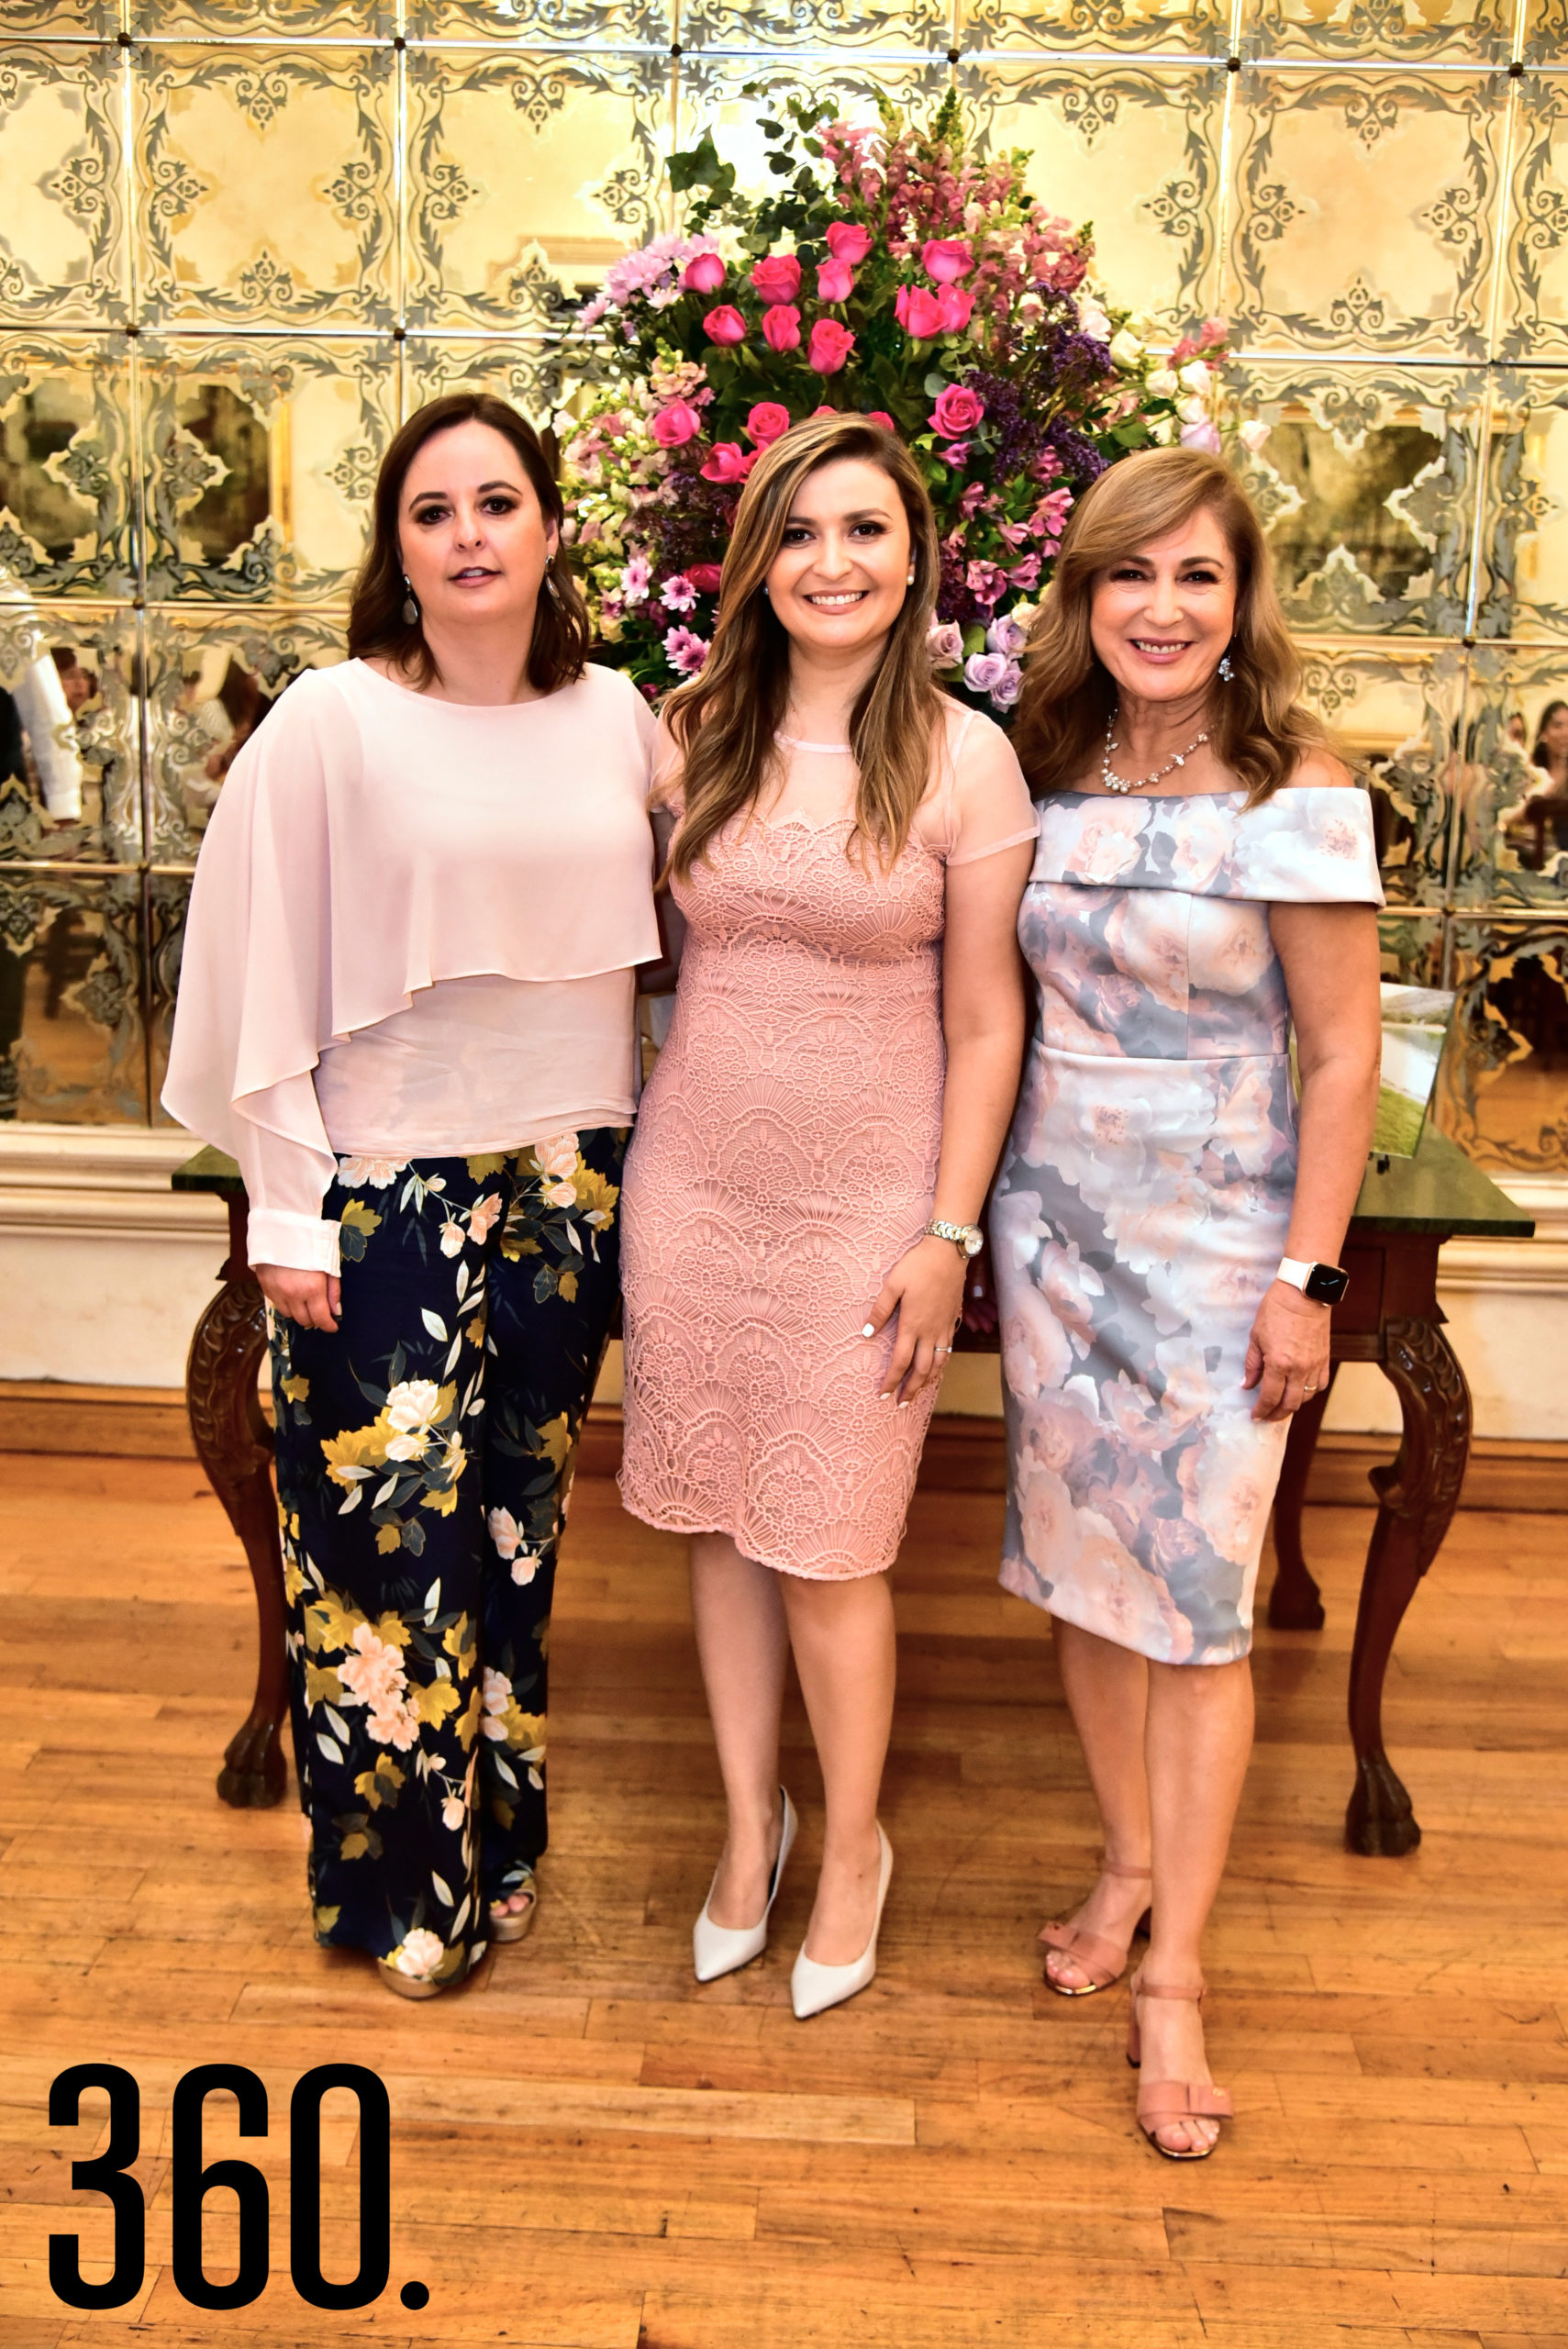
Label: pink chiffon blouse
xmin=162 ymin=658 xmax=660 ymax=1272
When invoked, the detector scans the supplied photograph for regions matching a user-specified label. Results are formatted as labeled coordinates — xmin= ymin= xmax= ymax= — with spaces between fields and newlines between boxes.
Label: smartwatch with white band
xmin=1276 ymin=1255 xmax=1350 ymax=1305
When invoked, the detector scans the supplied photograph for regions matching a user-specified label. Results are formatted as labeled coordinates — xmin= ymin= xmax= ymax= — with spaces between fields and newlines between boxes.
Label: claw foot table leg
xmin=186 ymin=1197 xmax=288 ymax=1809
xmin=1345 ymin=1315 xmax=1471 ymax=1856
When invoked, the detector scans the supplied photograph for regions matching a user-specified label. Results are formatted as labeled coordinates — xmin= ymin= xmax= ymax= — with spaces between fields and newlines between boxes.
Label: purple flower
xmin=985 ymin=613 xmax=1029 ymax=657
xmin=990 ymin=660 xmax=1023 ymax=710
xmin=928 ymin=618 xmax=964 ymax=667
xmin=964 ymin=651 xmax=1008 ymax=695
xmin=664 ymin=625 xmax=709 ymax=676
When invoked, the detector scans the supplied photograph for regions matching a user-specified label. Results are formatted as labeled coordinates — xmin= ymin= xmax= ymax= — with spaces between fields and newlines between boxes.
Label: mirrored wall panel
xmin=1 ymin=6 xmax=1564 ymax=1170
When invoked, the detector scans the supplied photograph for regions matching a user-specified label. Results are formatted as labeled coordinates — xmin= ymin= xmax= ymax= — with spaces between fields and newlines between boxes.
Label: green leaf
xmin=924 ymin=371 xmax=950 ymax=398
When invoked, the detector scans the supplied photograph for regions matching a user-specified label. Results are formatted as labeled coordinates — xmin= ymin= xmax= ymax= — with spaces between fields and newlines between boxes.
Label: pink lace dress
xmin=618 ymin=707 xmax=1036 ymax=1579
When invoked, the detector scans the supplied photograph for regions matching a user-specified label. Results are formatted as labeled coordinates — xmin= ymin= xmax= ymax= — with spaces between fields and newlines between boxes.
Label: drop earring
xmin=544 ymin=563 xmax=562 ymax=607
xmin=906 ymin=567 xmax=916 ymax=585
xmin=1218 ymin=649 xmax=1234 ymax=683
xmin=401 ymin=573 xmax=419 ymax=628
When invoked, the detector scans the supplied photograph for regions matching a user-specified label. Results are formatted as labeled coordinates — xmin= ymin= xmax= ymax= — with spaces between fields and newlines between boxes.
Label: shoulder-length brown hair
xmin=664 ymin=413 xmax=942 ymax=880
xmin=1012 ymin=445 xmax=1330 ymax=807
xmin=348 ymin=392 xmax=590 ymax=695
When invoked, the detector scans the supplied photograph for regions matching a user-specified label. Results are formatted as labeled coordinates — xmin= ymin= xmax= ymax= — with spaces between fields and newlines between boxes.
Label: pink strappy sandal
xmin=1039 ymin=1857 xmax=1152 ymax=1998
xmin=1126 ymin=1971 xmax=1233 ymax=2160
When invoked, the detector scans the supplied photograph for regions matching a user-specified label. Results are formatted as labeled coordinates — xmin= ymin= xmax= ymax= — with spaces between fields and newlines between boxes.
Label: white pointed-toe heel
xmin=692 ymin=1788 xmax=797 ymax=1984
xmin=790 ymin=1824 xmax=893 ymax=2021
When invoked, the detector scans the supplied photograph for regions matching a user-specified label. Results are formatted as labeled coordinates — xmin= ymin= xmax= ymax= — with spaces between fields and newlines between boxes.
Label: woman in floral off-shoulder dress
xmin=619 ymin=415 xmax=1036 ymax=2019
xmin=994 ymin=448 xmax=1384 ymax=2157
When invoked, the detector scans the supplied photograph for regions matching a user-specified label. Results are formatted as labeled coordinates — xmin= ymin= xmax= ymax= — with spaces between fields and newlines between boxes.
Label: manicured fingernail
xmin=861 ymin=1324 xmax=875 ymax=1338
xmin=877 ymin=1392 xmax=892 ymax=1404
xmin=898 ymin=1399 xmax=909 ymax=1409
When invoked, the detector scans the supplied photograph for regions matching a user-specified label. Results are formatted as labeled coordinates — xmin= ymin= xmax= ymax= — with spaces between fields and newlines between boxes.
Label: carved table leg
xmin=187 ymin=1197 xmax=288 ymax=1809
xmin=1267 ymin=1370 xmax=1338 ymax=1630
xmin=1345 ymin=1315 xmax=1471 ymax=1856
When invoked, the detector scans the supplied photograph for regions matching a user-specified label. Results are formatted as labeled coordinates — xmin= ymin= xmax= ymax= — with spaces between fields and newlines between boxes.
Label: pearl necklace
xmin=1100 ymin=707 xmax=1209 ymax=796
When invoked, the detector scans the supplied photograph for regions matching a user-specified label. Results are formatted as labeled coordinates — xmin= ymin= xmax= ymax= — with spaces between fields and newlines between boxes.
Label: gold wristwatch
xmin=925 ymin=1219 xmax=984 ymax=1259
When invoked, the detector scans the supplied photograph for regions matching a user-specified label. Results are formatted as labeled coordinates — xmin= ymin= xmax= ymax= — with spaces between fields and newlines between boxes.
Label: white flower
xmin=1176 ymin=394 xmax=1210 ymax=427
xmin=488 ymin=1506 xmax=521 ymax=1560
xmin=439 ymin=1219 xmax=466 ymax=1258
xmin=1177 ymin=359 xmax=1213 ymax=394
xmin=392 ymin=1928 xmax=446 ymax=1981
xmin=1108 ymin=327 xmax=1143 ymax=369
xmin=1077 ymin=298 xmax=1112 ymax=343
xmin=441 ymin=1795 xmax=465 ymax=1833
xmin=1238 ymin=418 xmax=1272 ymax=453
xmin=336 ymin=1154 xmax=403 ymax=1187
xmin=1146 ymin=365 xmax=1179 ymax=396
xmin=384 ymin=1378 xmax=442 ymax=1462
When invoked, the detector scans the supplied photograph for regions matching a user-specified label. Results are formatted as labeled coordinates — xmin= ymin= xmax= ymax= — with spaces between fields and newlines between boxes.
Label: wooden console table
xmin=176 ymin=1129 xmax=1533 ymax=1848
xmin=172 ymin=1146 xmax=287 ymax=1809
xmin=1268 ymin=1128 xmax=1532 ymax=1854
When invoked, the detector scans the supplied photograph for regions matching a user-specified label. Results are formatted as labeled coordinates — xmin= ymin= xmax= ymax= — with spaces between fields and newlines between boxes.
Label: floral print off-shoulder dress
xmin=993 ymin=786 xmax=1384 ymax=1667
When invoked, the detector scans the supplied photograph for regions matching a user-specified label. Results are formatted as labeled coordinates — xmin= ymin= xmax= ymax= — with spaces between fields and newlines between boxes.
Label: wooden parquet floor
xmin=2 ymin=1452 xmax=1566 ymax=2349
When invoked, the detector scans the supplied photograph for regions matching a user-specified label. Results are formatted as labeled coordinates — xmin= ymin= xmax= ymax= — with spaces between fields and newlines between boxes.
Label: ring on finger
xmin=1303 ymin=1380 xmax=1318 ymax=1397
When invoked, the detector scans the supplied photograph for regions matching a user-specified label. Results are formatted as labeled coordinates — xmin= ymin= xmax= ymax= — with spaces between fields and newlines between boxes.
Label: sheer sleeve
xmin=941 ymin=708 xmax=1039 ymax=866
xmin=161 ymin=670 xmax=352 ymax=1273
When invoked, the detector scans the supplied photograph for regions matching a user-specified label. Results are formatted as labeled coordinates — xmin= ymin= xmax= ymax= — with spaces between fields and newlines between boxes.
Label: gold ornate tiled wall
xmin=1 ymin=0 xmax=1565 ymax=1168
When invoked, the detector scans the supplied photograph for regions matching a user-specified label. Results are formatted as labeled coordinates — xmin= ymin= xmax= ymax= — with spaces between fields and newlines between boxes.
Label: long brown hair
xmin=348 ymin=393 xmax=590 ymax=694
xmin=665 ymin=413 xmax=943 ymax=879
xmin=1011 ymin=445 xmax=1330 ymax=806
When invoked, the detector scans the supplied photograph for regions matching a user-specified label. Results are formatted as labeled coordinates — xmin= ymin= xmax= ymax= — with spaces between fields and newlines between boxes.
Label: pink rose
xmin=817 ymin=257 xmax=855 ymax=303
xmin=825 ymin=221 xmax=874 ymax=265
xmin=687 ymin=562 xmax=723 ymax=594
xmin=936 ymin=284 xmax=974 ymax=333
xmin=751 ymin=253 xmax=802 ymax=304
xmin=702 ymin=304 xmax=747 ymax=345
xmin=930 ymin=384 xmax=984 ymax=437
xmin=746 ymin=401 xmax=792 ymax=446
xmin=762 ymin=304 xmax=802 ymax=352
xmin=811 ymin=404 xmax=837 ymax=417
xmin=806 ymin=318 xmax=856 ymax=374
xmin=651 ymin=400 xmax=703 ymax=448
xmin=895 ymin=284 xmax=943 ymax=340
xmin=921 ymin=237 xmax=973 ymax=284
xmin=682 ymin=250 xmax=726 ymax=295
xmin=865 ymin=410 xmax=896 ymax=432
xmin=1180 ymin=418 xmax=1222 ymax=453
xmin=700 ymin=441 xmax=752 ymax=484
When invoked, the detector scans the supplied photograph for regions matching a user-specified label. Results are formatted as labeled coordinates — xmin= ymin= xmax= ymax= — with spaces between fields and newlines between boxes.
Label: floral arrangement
xmin=559 ymin=93 xmax=1264 ymax=712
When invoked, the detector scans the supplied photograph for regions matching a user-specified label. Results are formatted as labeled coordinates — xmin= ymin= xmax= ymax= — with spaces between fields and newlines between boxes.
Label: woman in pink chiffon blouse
xmin=164 ymin=395 xmax=660 ymax=1998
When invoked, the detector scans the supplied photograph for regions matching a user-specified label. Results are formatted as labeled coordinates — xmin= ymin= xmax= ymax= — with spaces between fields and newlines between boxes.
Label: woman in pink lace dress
xmin=619 ymin=416 xmax=1036 ymax=2017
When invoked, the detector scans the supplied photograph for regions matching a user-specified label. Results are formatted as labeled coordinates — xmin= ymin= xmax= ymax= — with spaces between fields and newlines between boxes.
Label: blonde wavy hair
xmin=663 ymin=413 xmax=943 ymax=880
xmin=1011 ymin=445 xmax=1331 ymax=807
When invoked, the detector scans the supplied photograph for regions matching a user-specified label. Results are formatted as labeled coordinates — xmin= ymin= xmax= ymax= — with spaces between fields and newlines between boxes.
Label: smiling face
xmin=763 ymin=455 xmax=913 ymax=662
xmin=396 ymin=418 xmax=556 ymax=639
xmin=1088 ymin=505 xmax=1239 ymax=708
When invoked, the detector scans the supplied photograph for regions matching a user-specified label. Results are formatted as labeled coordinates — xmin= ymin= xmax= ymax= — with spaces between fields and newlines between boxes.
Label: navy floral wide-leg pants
xmin=269 ymin=1127 xmax=625 ymax=1990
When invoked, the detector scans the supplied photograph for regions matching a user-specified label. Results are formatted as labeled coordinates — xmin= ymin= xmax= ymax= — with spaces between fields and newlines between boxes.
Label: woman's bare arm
xmin=864 ymin=838 xmax=1034 ymax=1402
